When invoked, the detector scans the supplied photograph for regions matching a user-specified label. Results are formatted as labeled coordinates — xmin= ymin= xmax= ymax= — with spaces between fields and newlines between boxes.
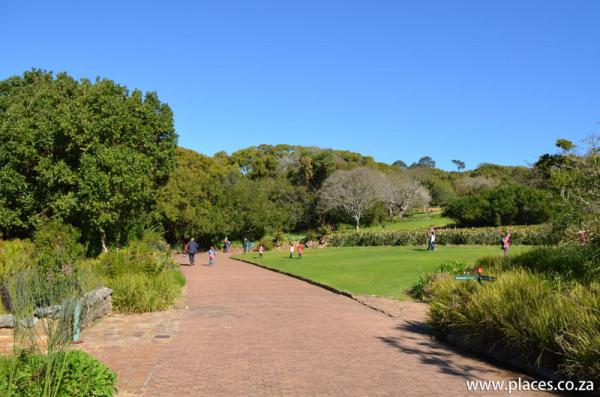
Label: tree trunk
xmin=101 ymin=230 xmax=108 ymax=253
xmin=354 ymin=216 xmax=360 ymax=232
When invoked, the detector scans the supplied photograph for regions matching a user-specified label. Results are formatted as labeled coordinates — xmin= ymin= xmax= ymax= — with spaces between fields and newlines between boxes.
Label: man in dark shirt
xmin=187 ymin=238 xmax=199 ymax=266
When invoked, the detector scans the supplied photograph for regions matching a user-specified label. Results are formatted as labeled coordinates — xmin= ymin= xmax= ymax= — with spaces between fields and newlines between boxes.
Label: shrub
xmin=257 ymin=236 xmax=275 ymax=251
xmin=329 ymin=225 xmax=549 ymax=247
xmin=410 ymin=261 xmax=471 ymax=301
xmin=0 ymin=240 xmax=34 ymax=283
xmin=444 ymin=185 xmax=554 ymax=227
xmin=304 ymin=230 xmax=318 ymax=243
xmin=33 ymin=222 xmax=85 ymax=276
xmin=0 ymin=350 xmax=117 ymax=396
xmin=88 ymin=233 xmax=184 ymax=313
xmin=427 ymin=270 xmax=600 ymax=381
xmin=272 ymin=230 xmax=285 ymax=247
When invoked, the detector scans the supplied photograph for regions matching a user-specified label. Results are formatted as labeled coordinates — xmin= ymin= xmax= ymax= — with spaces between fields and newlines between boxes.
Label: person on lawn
xmin=297 ymin=241 xmax=304 ymax=259
xmin=428 ymin=228 xmax=436 ymax=252
xmin=208 ymin=246 xmax=216 ymax=266
xmin=427 ymin=227 xmax=434 ymax=251
xmin=187 ymin=238 xmax=199 ymax=266
xmin=502 ymin=232 xmax=511 ymax=255
xmin=258 ymin=244 xmax=264 ymax=259
xmin=289 ymin=242 xmax=295 ymax=259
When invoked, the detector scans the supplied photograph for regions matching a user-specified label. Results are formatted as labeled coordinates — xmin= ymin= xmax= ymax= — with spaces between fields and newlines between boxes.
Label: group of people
xmin=183 ymin=238 xmax=217 ymax=267
xmin=427 ymin=227 xmax=511 ymax=255
xmin=288 ymin=241 xmax=304 ymax=259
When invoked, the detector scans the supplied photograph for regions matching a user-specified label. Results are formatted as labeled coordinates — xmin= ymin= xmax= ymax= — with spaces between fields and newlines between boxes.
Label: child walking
xmin=258 ymin=244 xmax=264 ymax=259
xmin=297 ymin=242 xmax=303 ymax=259
xmin=208 ymin=246 xmax=216 ymax=266
xmin=289 ymin=242 xmax=295 ymax=259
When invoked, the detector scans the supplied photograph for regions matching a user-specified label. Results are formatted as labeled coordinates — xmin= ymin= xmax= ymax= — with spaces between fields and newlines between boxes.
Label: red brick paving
xmin=81 ymin=253 xmax=551 ymax=396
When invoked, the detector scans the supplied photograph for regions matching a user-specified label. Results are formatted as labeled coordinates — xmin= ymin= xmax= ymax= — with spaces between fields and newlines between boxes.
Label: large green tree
xmin=156 ymin=148 xmax=238 ymax=245
xmin=550 ymin=136 xmax=600 ymax=244
xmin=0 ymin=70 xmax=177 ymax=249
xmin=444 ymin=185 xmax=553 ymax=227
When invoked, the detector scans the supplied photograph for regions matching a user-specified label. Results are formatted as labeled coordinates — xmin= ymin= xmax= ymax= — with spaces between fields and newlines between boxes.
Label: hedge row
xmin=328 ymin=225 xmax=550 ymax=247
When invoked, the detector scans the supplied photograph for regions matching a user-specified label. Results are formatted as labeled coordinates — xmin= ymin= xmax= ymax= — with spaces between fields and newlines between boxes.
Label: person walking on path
xmin=289 ymin=242 xmax=295 ymax=259
xmin=243 ymin=237 xmax=249 ymax=254
xmin=223 ymin=237 xmax=231 ymax=253
xmin=258 ymin=244 xmax=264 ymax=259
xmin=187 ymin=238 xmax=199 ymax=266
xmin=208 ymin=246 xmax=216 ymax=266
xmin=502 ymin=232 xmax=511 ymax=255
xmin=297 ymin=241 xmax=304 ymax=259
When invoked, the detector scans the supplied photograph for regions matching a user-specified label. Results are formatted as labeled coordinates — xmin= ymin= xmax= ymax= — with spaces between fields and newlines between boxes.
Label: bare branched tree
xmin=380 ymin=172 xmax=431 ymax=218
xmin=453 ymin=176 xmax=499 ymax=196
xmin=319 ymin=168 xmax=384 ymax=231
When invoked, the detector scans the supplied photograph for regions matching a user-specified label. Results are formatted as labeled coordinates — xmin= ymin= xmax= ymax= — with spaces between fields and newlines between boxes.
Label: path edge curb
xmin=231 ymin=256 xmax=396 ymax=318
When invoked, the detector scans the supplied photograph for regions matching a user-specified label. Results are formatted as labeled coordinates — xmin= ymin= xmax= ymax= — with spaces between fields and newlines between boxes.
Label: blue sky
xmin=1 ymin=1 xmax=599 ymax=170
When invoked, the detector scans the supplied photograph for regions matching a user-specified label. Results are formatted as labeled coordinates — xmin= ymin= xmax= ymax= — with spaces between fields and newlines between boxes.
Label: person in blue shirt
xmin=187 ymin=238 xmax=199 ymax=266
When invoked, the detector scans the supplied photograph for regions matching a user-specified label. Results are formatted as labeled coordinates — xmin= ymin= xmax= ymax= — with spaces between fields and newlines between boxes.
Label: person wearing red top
xmin=297 ymin=242 xmax=304 ymax=259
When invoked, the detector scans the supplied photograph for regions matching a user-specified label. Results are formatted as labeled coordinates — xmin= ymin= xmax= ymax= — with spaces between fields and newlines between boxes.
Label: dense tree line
xmin=1 ymin=69 xmax=578 ymax=249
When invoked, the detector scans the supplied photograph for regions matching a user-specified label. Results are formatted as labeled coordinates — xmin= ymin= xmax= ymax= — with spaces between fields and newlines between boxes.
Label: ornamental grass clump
xmin=88 ymin=232 xmax=184 ymax=313
xmin=427 ymin=269 xmax=600 ymax=381
xmin=108 ymin=271 xmax=182 ymax=313
xmin=3 ymin=258 xmax=115 ymax=396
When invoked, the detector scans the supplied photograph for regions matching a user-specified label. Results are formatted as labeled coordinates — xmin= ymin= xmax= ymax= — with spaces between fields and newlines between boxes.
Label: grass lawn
xmin=233 ymin=245 xmax=530 ymax=300
xmin=360 ymin=212 xmax=454 ymax=232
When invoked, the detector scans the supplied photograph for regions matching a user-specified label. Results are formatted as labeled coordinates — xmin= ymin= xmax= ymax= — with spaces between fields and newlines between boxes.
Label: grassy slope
xmin=234 ymin=245 xmax=529 ymax=300
xmin=360 ymin=212 xmax=454 ymax=232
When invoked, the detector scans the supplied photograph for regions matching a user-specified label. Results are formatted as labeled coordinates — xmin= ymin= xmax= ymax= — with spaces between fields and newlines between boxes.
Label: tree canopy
xmin=0 ymin=70 xmax=177 ymax=249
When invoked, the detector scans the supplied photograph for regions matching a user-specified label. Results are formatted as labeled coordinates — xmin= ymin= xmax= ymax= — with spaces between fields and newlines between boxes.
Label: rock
xmin=35 ymin=304 xmax=62 ymax=318
xmin=18 ymin=316 xmax=38 ymax=328
xmin=0 ymin=315 xmax=14 ymax=328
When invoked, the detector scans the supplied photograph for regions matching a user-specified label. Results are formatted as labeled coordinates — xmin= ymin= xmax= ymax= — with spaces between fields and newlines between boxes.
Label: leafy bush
xmin=0 ymin=240 xmax=34 ymax=283
xmin=410 ymin=261 xmax=471 ymax=301
xmin=304 ymin=230 xmax=318 ymax=243
xmin=444 ymin=185 xmax=554 ymax=227
xmin=33 ymin=222 xmax=85 ymax=276
xmin=427 ymin=270 xmax=600 ymax=381
xmin=329 ymin=225 xmax=549 ymax=247
xmin=257 ymin=236 xmax=275 ymax=251
xmin=0 ymin=350 xmax=117 ymax=396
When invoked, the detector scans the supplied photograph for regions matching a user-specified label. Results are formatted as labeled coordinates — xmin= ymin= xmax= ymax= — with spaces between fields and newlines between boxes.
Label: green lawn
xmin=360 ymin=212 xmax=454 ymax=232
xmin=233 ymin=245 xmax=529 ymax=300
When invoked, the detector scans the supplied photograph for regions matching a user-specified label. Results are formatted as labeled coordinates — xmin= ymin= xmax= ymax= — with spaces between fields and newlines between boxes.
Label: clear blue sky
xmin=1 ymin=1 xmax=599 ymax=170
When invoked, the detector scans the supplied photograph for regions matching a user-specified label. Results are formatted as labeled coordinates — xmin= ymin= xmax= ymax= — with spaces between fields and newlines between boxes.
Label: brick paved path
xmin=82 ymin=253 xmax=551 ymax=396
